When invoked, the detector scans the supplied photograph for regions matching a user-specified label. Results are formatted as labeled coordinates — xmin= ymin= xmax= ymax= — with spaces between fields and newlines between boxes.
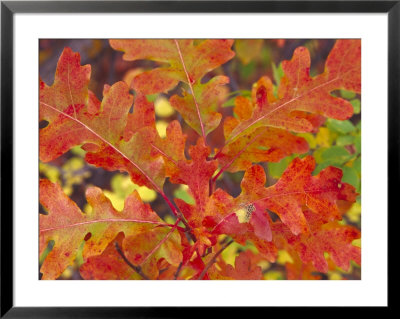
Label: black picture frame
xmin=1 ymin=0 xmax=395 ymax=317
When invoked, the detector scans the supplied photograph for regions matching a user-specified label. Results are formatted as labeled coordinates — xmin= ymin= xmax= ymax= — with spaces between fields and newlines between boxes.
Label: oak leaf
xmin=39 ymin=179 xmax=180 ymax=279
xmin=40 ymin=48 xmax=165 ymax=192
xmin=272 ymin=210 xmax=361 ymax=273
xmin=216 ymin=40 xmax=360 ymax=172
xmin=110 ymin=39 xmax=235 ymax=137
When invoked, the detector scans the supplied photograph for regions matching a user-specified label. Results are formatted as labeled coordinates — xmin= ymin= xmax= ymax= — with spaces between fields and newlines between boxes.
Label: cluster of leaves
xmin=39 ymin=39 xmax=361 ymax=280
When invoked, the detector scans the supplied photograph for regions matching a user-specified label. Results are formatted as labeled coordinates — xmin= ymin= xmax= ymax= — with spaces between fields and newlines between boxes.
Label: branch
xmin=198 ymin=240 xmax=234 ymax=280
xmin=114 ymin=242 xmax=150 ymax=280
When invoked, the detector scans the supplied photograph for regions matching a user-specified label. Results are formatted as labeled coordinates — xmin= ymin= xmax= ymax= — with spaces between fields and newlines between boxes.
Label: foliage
xmin=39 ymin=39 xmax=361 ymax=280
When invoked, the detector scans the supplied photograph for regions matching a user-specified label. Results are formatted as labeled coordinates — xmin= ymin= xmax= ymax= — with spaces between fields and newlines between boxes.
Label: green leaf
xmin=173 ymin=185 xmax=195 ymax=205
xmin=336 ymin=135 xmax=355 ymax=146
xmin=354 ymin=135 xmax=361 ymax=154
xmin=340 ymin=89 xmax=356 ymax=99
xmin=353 ymin=157 xmax=361 ymax=174
xmin=320 ymin=146 xmax=352 ymax=165
xmin=350 ymin=99 xmax=361 ymax=114
xmin=272 ymin=62 xmax=284 ymax=86
xmin=326 ymin=119 xmax=355 ymax=134
xmin=341 ymin=166 xmax=360 ymax=191
xmin=268 ymin=156 xmax=295 ymax=179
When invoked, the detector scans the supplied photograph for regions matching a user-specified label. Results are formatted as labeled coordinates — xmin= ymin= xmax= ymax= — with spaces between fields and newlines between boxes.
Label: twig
xmin=198 ymin=240 xmax=234 ymax=280
xmin=174 ymin=262 xmax=183 ymax=280
xmin=114 ymin=242 xmax=150 ymax=280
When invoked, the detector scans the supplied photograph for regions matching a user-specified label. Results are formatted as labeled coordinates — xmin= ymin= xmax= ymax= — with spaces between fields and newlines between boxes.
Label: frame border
xmin=1 ymin=1 xmax=396 ymax=317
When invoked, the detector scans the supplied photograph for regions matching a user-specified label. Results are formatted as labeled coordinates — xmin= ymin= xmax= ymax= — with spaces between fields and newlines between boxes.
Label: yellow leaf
xmin=136 ymin=186 xmax=157 ymax=202
xmin=316 ymin=127 xmax=335 ymax=147
xmin=156 ymin=120 xmax=169 ymax=138
xmin=155 ymin=96 xmax=175 ymax=117
xmin=346 ymin=202 xmax=361 ymax=223
xmin=277 ymin=250 xmax=293 ymax=264
xmin=328 ymin=272 xmax=342 ymax=280
xmin=103 ymin=190 xmax=125 ymax=211
xmin=39 ymin=163 xmax=60 ymax=183
xmin=264 ymin=270 xmax=283 ymax=280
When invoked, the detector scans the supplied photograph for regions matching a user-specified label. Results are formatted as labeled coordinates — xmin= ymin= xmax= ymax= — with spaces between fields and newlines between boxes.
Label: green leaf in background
xmin=354 ymin=135 xmax=361 ymax=154
xmin=320 ymin=146 xmax=353 ymax=165
xmin=173 ymin=185 xmax=195 ymax=205
xmin=146 ymin=94 xmax=159 ymax=102
xmin=313 ymin=160 xmax=338 ymax=175
xmin=340 ymin=89 xmax=356 ymax=99
xmin=350 ymin=99 xmax=361 ymax=114
xmin=239 ymin=60 xmax=256 ymax=79
xmin=268 ymin=155 xmax=295 ymax=179
xmin=341 ymin=166 xmax=360 ymax=191
xmin=326 ymin=119 xmax=355 ymax=134
xmin=336 ymin=135 xmax=355 ymax=146
xmin=353 ymin=157 xmax=361 ymax=175
xmin=272 ymin=62 xmax=284 ymax=86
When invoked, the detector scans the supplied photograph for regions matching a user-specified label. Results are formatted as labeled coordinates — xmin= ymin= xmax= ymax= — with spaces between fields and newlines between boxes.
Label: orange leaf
xmin=39 ymin=179 xmax=176 ymax=279
xmin=80 ymin=233 xmax=141 ymax=280
xmin=110 ymin=39 xmax=235 ymax=137
xmin=40 ymin=48 xmax=165 ymax=191
xmin=273 ymin=211 xmax=361 ymax=273
xmin=223 ymin=39 xmax=360 ymax=152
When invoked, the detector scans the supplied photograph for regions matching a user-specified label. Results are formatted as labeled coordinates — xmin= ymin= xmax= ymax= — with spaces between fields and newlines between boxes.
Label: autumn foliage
xmin=39 ymin=39 xmax=361 ymax=280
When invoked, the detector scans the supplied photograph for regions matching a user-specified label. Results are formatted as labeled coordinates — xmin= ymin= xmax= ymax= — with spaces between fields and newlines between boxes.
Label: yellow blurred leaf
xmin=316 ymin=127 xmax=335 ymax=147
xmin=277 ymin=250 xmax=293 ymax=265
xmin=156 ymin=120 xmax=169 ymax=138
xmin=352 ymin=238 xmax=361 ymax=248
xmin=264 ymin=270 xmax=284 ymax=280
xmin=346 ymin=202 xmax=361 ymax=223
xmin=328 ymin=272 xmax=342 ymax=280
xmin=136 ymin=186 xmax=157 ymax=202
xmin=39 ymin=163 xmax=60 ymax=183
xmin=155 ymin=96 xmax=175 ymax=117
xmin=221 ymin=241 xmax=242 ymax=266
xmin=62 ymin=157 xmax=85 ymax=171
xmin=83 ymin=203 xmax=92 ymax=214
xmin=103 ymin=190 xmax=125 ymax=211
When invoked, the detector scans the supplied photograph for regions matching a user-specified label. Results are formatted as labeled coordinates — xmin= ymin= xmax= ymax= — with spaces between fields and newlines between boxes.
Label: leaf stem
xmin=115 ymin=242 xmax=150 ymax=280
xmin=40 ymin=218 xmax=186 ymax=233
xmin=174 ymin=39 xmax=206 ymax=141
xmin=198 ymin=240 xmax=234 ymax=280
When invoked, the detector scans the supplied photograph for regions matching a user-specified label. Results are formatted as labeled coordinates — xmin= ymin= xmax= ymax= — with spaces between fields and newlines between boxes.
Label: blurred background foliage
xmin=39 ymin=39 xmax=360 ymax=280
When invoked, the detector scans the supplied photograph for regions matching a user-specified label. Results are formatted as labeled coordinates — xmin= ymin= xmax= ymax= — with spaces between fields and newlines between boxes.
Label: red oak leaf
xmin=39 ymin=179 xmax=179 ymax=280
xmin=172 ymin=138 xmax=218 ymax=217
xmin=109 ymin=39 xmax=234 ymax=94
xmin=272 ymin=210 xmax=361 ymax=273
xmin=80 ymin=233 xmax=141 ymax=280
xmin=40 ymin=48 xmax=165 ymax=191
xmin=110 ymin=39 xmax=235 ymax=137
xmin=219 ymin=40 xmax=360 ymax=173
